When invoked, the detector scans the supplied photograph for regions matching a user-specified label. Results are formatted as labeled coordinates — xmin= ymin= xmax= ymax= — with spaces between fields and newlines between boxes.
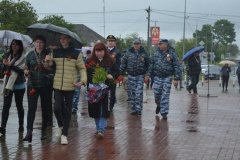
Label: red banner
xmin=151 ymin=27 xmax=160 ymax=45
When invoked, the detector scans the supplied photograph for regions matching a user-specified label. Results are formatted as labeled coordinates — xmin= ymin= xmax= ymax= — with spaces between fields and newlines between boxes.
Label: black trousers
xmin=26 ymin=86 xmax=50 ymax=131
xmin=54 ymin=89 xmax=74 ymax=136
xmin=222 ymin=76 xmax=229 ymax=90
xmin=109 ymin=84 xmax=116 ymax=111
xmin=188 ymin=74 xmax=199 ymax=93
xmin=1 ymin=88 xmax=25 ymax=128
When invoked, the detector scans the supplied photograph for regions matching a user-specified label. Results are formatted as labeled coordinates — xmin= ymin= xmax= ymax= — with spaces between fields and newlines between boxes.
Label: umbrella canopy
xmin=27 ymin=23 xmax=83 ymax=48
xmin=0 ymin=30 xmax=33 ymax=47
xmin=219 ymin=60 xmax=236 ymax=66
xmin=182 ymin=46 xmax=204 ymax=61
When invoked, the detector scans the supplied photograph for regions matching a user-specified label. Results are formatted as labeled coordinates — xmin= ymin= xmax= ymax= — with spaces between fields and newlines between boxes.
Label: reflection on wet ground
xmin=1 ymin=80 xmax=240 ymax=159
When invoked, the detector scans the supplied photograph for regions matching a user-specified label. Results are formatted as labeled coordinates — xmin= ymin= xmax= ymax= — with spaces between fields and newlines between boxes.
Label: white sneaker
xmin=55 ymin=127 xmax=63 ymax=137
xmin=61 ymin=135 xmax=68 ymax=145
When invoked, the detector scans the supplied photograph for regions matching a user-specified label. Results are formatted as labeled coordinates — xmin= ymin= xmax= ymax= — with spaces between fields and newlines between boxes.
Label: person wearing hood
xmin=145 ymin=39 xmax=180 ymax=119
xmin=120 ymin=38 xmax=150 ymax=115
xmin=44 ymin=34 xmax=87 ymax=145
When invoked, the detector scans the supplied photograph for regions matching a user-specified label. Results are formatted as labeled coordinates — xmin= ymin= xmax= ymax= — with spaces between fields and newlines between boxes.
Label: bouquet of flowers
xmin=85 ymin=61 xmax=110 ymax=103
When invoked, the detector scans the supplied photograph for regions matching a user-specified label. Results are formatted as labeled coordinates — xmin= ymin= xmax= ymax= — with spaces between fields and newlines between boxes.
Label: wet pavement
xmin=0 ymin=80 xmax=240 ymax=160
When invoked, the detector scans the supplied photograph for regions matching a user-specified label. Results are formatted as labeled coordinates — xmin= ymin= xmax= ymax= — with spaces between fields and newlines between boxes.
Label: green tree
xmin=38 ymin=15 xmax=74 ymax=31
xmin=213 ymin=19 xmax=236 ymax=45
xmin=116 ymin=32 xmax=148 ymax=55
xmin=0 ymin=0 xmax=38 ymax=33
xmin=175 ymin=38 xmax=196 ymax=58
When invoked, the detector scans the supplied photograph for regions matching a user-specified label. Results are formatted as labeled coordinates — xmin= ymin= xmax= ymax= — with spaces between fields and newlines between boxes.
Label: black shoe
xmin=187 ymin=87 xmax=191 ymax=94
xmin=23 ymin=130 xmax=32 ymax=143
xmin=180 ymin=86 xmax=184 ymax=88
xmin=225 ymin=89 xmax=228 ymax=92
xmin=0 ymin=127 xmax=6 ymax=135
xmin=137 ymin=111 xmax=142 ymax=115
xmin=130 ymin=111 xmax=137 ymax=115
xmin=155 ymin=107 xmax=160 ymax=114
xmin=72 ymin=109 xmax=77 ymax=114
xmin=40 ymin=131 xmax=47 ymax=140
xmin=161 ymin=113 xmax=168 ymax=119
xmin=126 ymin=99 xmax=131 ymax=101
xmin=18 ymin=126 xmax=24 ymax=132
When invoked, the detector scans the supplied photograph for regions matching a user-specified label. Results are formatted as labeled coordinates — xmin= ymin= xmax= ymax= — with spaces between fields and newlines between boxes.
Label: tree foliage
xmin=116 ymin=32 xmax=148 ymax=55
xmin=0 ymin=0 xmax=38 ymax=33
xmin=38 ymin=15 xmax=74 ymax=32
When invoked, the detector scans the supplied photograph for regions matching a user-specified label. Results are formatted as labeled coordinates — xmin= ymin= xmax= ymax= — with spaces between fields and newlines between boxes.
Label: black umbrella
xmin=27 ymin=23 xmax=83 ymax=48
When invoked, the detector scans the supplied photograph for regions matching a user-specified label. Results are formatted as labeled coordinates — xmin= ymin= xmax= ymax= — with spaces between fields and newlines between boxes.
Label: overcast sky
xmin=25 ymin=0 xmax=240 ymax=45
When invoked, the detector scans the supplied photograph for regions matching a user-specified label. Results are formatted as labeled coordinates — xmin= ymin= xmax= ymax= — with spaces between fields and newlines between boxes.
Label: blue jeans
xmin=72 ymin=74 xmax=81 ymax=111
xmin=94 ymin=104 xmax=107 ymax=133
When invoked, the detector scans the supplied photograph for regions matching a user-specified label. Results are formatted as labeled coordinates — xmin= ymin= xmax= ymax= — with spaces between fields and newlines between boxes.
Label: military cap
xmin=132 ymin=38 xmax=142 ymax=44
xmin=106 ymin=35 xmax=116 ymax=41
xmin=158 ymin=39 xmax=169 ymax=44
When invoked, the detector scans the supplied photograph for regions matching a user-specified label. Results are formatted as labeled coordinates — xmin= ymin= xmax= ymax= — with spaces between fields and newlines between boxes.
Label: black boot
xmin=23 ymin=130 xmax=32 ymax=143
xmin=40 ymin=130 xmax=47 ymax=140
xmin=0 ymin=127 xmax=6 ymax=135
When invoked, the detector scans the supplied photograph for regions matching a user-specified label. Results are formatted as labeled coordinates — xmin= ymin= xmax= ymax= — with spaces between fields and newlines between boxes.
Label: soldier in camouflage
xmin=120 ymin=38 xmax=150 ymax=115
xmin=146 ymin=39 xmax=180 ymax=119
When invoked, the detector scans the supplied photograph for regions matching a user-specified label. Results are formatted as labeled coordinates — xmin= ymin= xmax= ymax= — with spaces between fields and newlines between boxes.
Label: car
xmin=203 ymin=65 xmax=221 ymax=80
xmin=201 ymin=64 xmax=216 ymax=74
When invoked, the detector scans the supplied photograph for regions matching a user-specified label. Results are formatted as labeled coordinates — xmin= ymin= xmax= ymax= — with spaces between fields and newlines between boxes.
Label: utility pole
xmin=146 ymin=6 xmax=151 ymax=53
xmin=103 ymin=0 xmax=105 ymax=42
xmin=182 ymin=0 xmax=186 ymax=57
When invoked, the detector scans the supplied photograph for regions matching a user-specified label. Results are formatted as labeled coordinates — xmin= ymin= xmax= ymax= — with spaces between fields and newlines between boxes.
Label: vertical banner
xmin=151 ymin=27 xmax=160 ymax=45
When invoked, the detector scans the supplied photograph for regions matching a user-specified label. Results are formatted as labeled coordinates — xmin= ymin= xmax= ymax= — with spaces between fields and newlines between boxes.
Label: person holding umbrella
xmin=44 ymin=34 xmax=87 ymax=145
xmin=186 ymin=51 xmax=201 ymax=94
xmin=220 ymin=63 xmax=231 ymax=92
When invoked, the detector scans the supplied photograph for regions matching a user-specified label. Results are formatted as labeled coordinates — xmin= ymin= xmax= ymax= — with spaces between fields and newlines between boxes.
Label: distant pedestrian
xmin=145 ymin=39 xmax=180 ymax=119
xmin=106 ymin=35 xmax=121 ymax=112
xmin=221 ymin=63 xmax=231 ymax=92
xmin=0 ymin=40 xmax=25 ymax=135
xmin=187 ymin=51 xmax=201 ymax=94
xmin=120 ymin=38 xmax=150 ymax=115
xmin=178 ymin=59 xmax=184 ymax=89
xmin=236 ymin=62 xmax=240 ymax=90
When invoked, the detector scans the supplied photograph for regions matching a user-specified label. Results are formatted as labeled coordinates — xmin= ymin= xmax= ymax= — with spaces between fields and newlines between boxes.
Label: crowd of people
xmin=0 ymin=33 xmax=238 ymax=145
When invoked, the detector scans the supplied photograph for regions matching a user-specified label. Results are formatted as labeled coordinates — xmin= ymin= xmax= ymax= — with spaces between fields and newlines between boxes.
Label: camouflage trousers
xmin=128 ymin=75 xmax=144 ymax=112
xmin=152 ymin=76 xmax=172 ymax=114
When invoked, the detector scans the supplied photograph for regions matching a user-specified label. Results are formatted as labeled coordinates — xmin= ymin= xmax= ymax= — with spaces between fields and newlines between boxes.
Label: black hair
xmin=34 ymin=35 xmax=46 ymax=44
xmin=7 ymin=39 xmax=24 ymax=59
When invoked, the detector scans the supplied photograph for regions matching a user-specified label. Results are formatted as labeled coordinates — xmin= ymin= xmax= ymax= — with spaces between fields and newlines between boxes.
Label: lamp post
xmin=103 ymin=0 xmax=105 ymax=40
xmin=182 ymin=0 xmax=186 ymax=57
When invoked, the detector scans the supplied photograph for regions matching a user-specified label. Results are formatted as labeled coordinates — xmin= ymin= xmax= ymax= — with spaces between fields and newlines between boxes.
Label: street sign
xmin=199 ymin=41 xmax=205 ymax=46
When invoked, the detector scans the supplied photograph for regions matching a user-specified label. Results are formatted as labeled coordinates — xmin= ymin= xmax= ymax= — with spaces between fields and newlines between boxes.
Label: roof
xmin=73 ymin=24 xmax=105 ymax=46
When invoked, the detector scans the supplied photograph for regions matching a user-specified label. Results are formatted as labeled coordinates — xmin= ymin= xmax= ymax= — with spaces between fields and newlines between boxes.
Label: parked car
xmin=201 ymin=64 xmax=216 ymax=74
xmin=203 ymin=65 xmax=221 ymax=80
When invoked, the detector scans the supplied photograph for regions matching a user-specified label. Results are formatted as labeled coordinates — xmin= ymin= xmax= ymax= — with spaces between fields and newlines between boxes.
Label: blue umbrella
xmin=182 ymin=46 xmax=204 ymax=61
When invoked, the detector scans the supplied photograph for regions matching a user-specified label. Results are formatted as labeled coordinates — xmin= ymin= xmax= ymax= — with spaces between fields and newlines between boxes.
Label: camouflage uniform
xmin=147 ymin=46 xmax=180 ymax=115
xmin=120 ymin=46 xmax=149 ymax=113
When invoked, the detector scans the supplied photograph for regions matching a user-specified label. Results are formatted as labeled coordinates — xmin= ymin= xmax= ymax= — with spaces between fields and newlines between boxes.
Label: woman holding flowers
xmin=85 ymin=42 xmax=120 ymax=139
xmin=23 ymin=35 xmax=52 ymax=143
xmin=0 ymin=40 xmax=25 ymax=135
